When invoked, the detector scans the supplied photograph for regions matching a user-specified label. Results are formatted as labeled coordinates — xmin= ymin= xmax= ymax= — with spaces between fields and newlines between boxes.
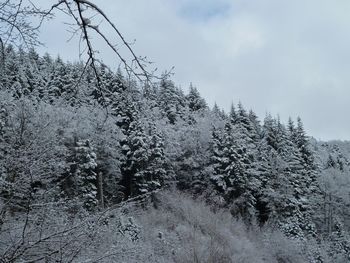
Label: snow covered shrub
xmin=257 ymin=226 xmax=307 ymax=263
xmin=137 ymin=190 xmax=308 ymax=263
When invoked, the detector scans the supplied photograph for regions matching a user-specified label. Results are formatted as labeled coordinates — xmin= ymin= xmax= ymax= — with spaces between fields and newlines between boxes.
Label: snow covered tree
xmin=236 ymin=102 xmax=255 ymax=136
xmin=229 ymin=103 xmax=237 ymax=124
xmin=257 ymin=117 xmax=294 ymax=223
xmin=248 ymin=109 xmax=262 ymax=142
xmin=47 ymin=56 xmax=72 ymax=100
xmin=294 ymin=117 xmax=316 ymax=170
xmin=186 ymin=83 xmax=207 ymax=112
xmin=61 ymin=139 xmax=98 ymax=210
xmin=212 ymin=102 xmax=226 ymax=120
xmin=158 ymin=78 xmax=187 ymax=124
xmin=258 ymin=115 xmax=318 ymax=238
xmin=1 ymin=45 xmax=25 ymax=97
xmin=111 ymin=82 xmax=139 ymax=136
xmin=118 ymin=120 xmax=147 ymax=198
xmin=327 ymin=220 xmax=350 ymax=261
xmin=210 ymin=120 xmax=258 ymax=218
xmin=119 ymin=120 xmax=170 ymax=197
xmin=134 ymin=123 xmax=170 ymax=194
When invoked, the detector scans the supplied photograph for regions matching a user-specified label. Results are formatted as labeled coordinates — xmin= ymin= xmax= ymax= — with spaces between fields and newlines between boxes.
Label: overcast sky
xmin=38 ymin=0 xmax=350 ymax=141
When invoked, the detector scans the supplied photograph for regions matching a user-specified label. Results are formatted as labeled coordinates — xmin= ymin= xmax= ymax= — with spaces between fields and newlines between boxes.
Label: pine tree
xmin=294 ymin=117 xmax=316 ymax=171
xmin=236 ymin=102 xmax=254 ymax=134
xmin=2 ymin=45 xmax=23 ymax=97
xmin=210 ymin=126 xmax=225 ymax=186
xmin=186 ymin=83 xmax=207 ymax=112
xmin=62 ymin=139 xmax=98 ymax=210
xmin=22 ymin=48 xmax=42 ymax=96
xmin=135 ymin=123 xmax=170 ymax=194
xmin=328 ymin=220 xmax=350 ymax=261
xmin=119 ymin=118 xmax=171 ymax=197
xmin=248 ymin=109 xmax=262 ymax=143
xmin=112 ymin=83 xmax=138 ymax=134
xmin=260 ymin=115 xmax=318 ymax=238
xmin=210 ymin=120 xmax=258 ymax=218
xmin=158 ymin=78 xmax=187 ymax=124
xmin=122 ymin=120 xmax=150 ymax=196
xmin=212 ymin=102 xmax=226 ymax=120
xmin=142 ymin=83 xmax=159 ymax=109
xmin=229 ymin=103 xmax=237 ymax=124
xmin=90 ymin=64 xmax=121 ymax=104
xmin=35 ymin=53 xmax=55 ymax=100
xmin=48 ymin=56 xmax=72 ymax=100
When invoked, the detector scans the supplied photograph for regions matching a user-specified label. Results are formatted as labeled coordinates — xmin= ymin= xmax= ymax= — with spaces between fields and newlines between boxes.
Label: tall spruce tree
xmin=158 ymin=78 xmax=187 ymax=124
xmin=210 ymin=119 xmax=258 ymax=218
xmin=61 ymin=139 xmax=98 ymax=210
xmin=186 ymin=83 xmax=207 ymax=112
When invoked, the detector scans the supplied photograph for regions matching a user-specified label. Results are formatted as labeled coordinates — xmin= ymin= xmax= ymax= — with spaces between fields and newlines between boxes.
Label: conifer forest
xmin=0 ymin=1 xmax=350 ymax=262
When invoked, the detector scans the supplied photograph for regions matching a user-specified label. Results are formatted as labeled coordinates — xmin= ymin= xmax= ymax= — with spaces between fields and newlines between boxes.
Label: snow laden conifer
xmin=210 ymin=126 xmax=225 ymax=189
xmin=34 ymin=53 xmax=54 ymax=100
xmin=135 ymin=123 xmax=170 ymax=194
xmin=212 ymin=102 xmax=226 ymax=120
xmin=122 ymin=119 xmax=149 ymax=196
xmin=24 ymin=49 xmax=46 ymax=98
xmin=144 ymin=123 xmax=170 ymax=190
xmin=62 ymin=138 xmax=98 ymax=210
xmin=291 ymin=117 xmax=319 ymax=236
xmin=91 ymin=64 xmax=120 ymax=105
xmin=120 ymin=119 xmax=170 ymax=197
xmin=186 ymin=83 xmax=207 ymax=112
xmin=257 ymin=115 xmax=318 ymax=238
xmin=1 ymin=45 xmax=24 ymax=97
xmin=210 ymin=110 xmax=259 ymax=218
xmin=327 ymin=220 xmax=350 ymax=261
xmin=48 ymin=56 xmax=70 ymax=100
xmin=158 ymin=78 xmax=187 ymax=124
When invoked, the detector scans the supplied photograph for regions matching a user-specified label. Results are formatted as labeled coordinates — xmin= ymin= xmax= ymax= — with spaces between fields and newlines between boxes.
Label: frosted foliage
xmin=0 ymin=47 xmax=349 ymax=262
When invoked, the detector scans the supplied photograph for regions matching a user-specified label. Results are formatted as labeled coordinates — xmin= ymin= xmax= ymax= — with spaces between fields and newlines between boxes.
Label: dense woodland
xmin=0 ymin=46 xmax=350 ymax=262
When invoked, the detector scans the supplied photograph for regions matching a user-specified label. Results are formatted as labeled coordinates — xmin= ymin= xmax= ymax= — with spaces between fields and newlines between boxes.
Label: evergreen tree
xmin=112 ymin=83 xmax=138 ymax=134
xmin=210 ymin=120 xmax=258 ymax=218
xmin=158 ymin=78 xmax=187 ymax=124
xmin=35 ymin=53 xmax=55 ymax=100
xmin=328 ymin=220 xmax=350 ymax=261
xmin=248 ymin=109 xmax=262 ymax=143
xmin=229 ymin=103 xmax=237 ymax=124
xmin=186 ymin=83 xmax=207 ymax=112
xmin=120 ymin=120 xmax=149 ymax=197
xmin=48 ymin=56 xmax=71 ymax=100
xmin=294 ymin=117 xmax=315 ymax=170
xmin=62 ymin=139 xmax=98 ymax=210
xmin=260 ymin=115 xmax=318 ymax=238
xmin=212 ymin=102 xmax=226 ymax=120
xmin=135 ymin=123 xmax=170 ymax=194
xmin=2 ymin=45 xmax=23 ymax=97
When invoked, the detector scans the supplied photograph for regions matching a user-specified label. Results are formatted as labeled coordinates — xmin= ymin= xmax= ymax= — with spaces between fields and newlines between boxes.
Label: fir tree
xmin=210 ymin=121 xmax=258 ymax=218
xmin=122 ymin=120 xmax=150 ymax=196
xmin=212 ymin=102 xmax=226 ymax=120
xmin=158 ymin=78 xmax=187 ymax=124
xmin=229 ymin=103 xmax=237 ymax=124
xmin=135 ymin=123 xmax=170 ymax=194
xmin=62 ymin=139 xmax=98 ymax=210
xmin=186 ymin=83 xmax=207 ymax=112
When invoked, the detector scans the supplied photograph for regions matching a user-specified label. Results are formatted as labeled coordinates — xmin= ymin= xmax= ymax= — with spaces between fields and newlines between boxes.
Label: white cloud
xmin=201 ymin=13 xmax=266 ymax=57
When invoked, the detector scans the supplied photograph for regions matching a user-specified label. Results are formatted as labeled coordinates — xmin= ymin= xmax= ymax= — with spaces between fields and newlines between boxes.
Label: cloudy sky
xmin=38 ymin=0 xmax=350 ymax=141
